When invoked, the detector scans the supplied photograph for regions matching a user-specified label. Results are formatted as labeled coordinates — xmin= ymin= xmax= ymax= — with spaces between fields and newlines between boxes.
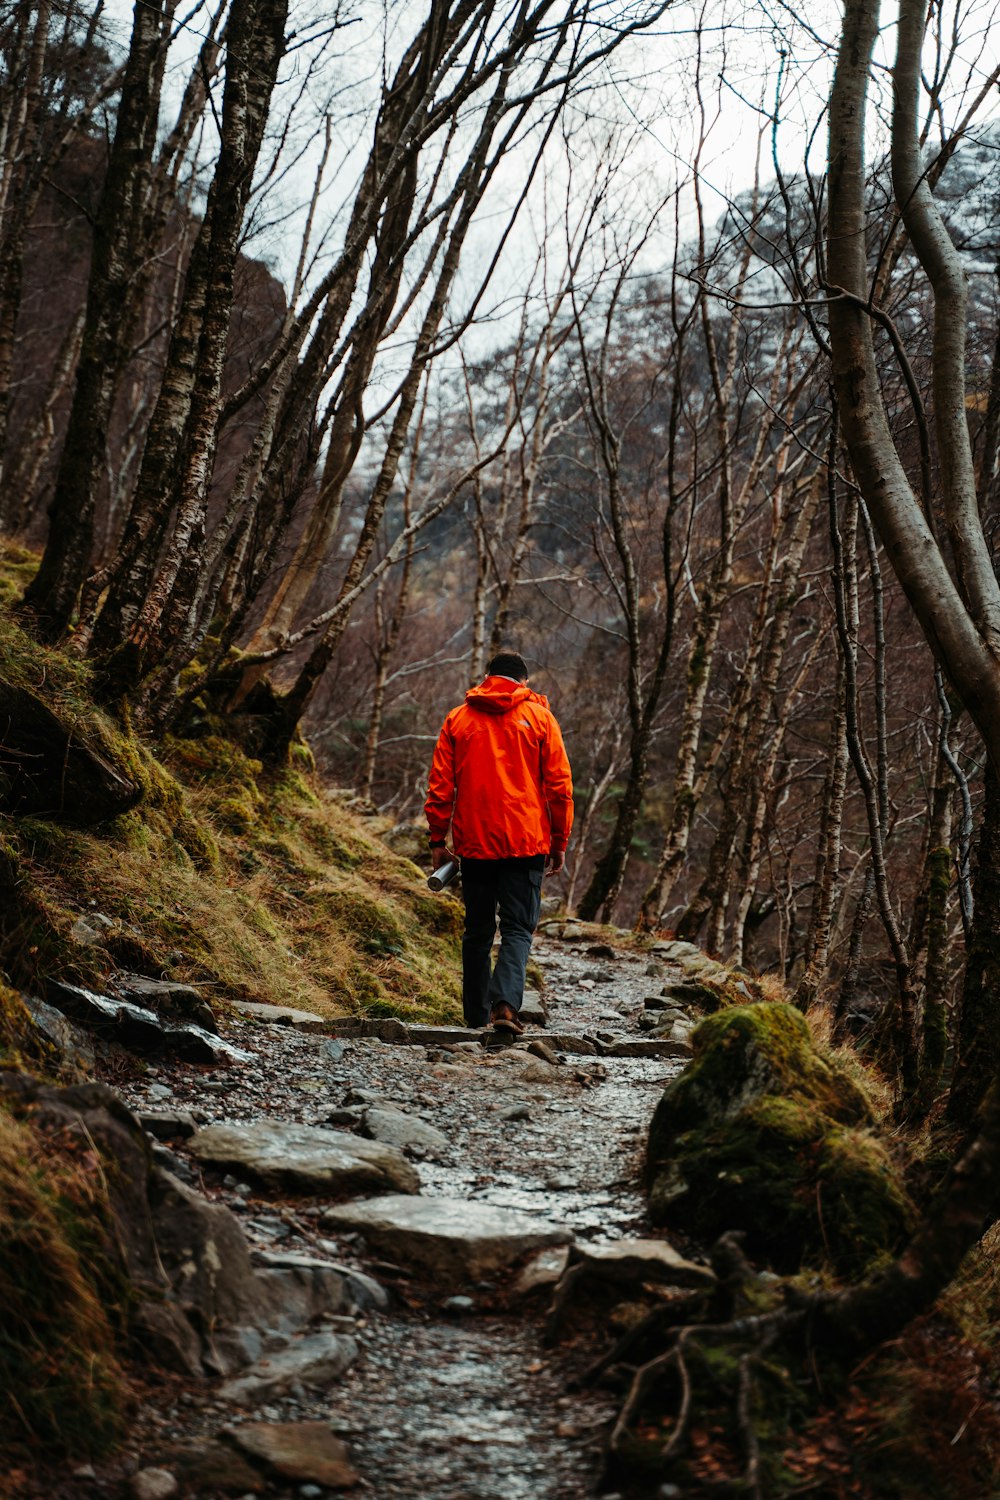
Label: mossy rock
xmin=646 ymin=1003 xmax=912 ymax=1277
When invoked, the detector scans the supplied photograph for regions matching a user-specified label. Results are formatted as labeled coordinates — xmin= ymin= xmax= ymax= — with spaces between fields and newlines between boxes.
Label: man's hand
xmin=431 ymin=845 xmax=454 ymax=870
xmin=546 ymin=850 xmax=565 ymax=876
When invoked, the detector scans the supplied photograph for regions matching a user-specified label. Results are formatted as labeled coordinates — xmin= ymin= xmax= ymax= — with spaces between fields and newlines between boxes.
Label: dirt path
xmin=112 ymin=931 xmax=693 ymax=1499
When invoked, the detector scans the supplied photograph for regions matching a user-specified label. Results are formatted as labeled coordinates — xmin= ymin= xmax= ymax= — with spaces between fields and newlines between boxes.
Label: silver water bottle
xmin=427 ymin=858 xmax=459 ymax=892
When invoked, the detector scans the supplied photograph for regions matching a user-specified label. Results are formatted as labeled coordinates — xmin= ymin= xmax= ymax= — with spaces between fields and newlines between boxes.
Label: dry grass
xmin=0 ymin=577 xmax=461 ymax=1023
xmin=0 ymin=1107 xmax=126 ymax=1466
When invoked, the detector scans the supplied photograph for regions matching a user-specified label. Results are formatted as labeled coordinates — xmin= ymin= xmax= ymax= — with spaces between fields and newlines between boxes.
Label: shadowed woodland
xmin=7 ymin=0 xmax=1000 ymax=1493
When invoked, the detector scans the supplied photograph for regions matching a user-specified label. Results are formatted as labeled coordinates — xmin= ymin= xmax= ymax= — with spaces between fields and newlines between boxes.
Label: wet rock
xmin=442 ymin=1295 xmax=476 ymax=1315
xmin=512 ymin=1244 xmax=570 ymax=1295
xmin=654 ymin=1015 xmax=696 ymax=1045
xmin=569 ymin=1238 xmax=715 ymax=1288
xmin=140 ymin=1109 xmax=198 ymax=1140
xmin=526 ymin=1039 xmax=562 ymax=1067
xmin=20 ymin=994 xmax=95 ymax=1070
xmin=227 ymin=999 xmax=329 ymax=1032
xmin=42 ymin=980 xmax=249 ymax=1063
xmin=116 ymin=974 xmax=214 ymax=1026
xmin=219 ymin=1332 xmax=359 ymax=1403
xmin=129 ymin=1469 xmax=178 ymax=1500
xmin=499 ymin=1102 xmax=531 ymax=1122
xmin=225 ymin=1422 xmax=358 ymax=1488
xmin=661 ymin=979 xmax=725 ymax=1010
xmin=535 ymin=1032 xmax=598 ymax=1057
xmin=321 ymin=1262 xmax=389 ymax=1313
xmin=325 ymin=1106 xmax=365 ymax=1127
xmin=248 ymin=1251 xmax=349 ymax=1324
xmin=162 ymin=1023 xmax=249 ymax=1065
xmin=603 ymin=1037 xmax=692 ymax=1059
xmin=189 ymin=1120 xmax=421 ymax=1195
xmin=359 ymin=1106 xmax=451 ymax=1162
xmin=585 ymin=944 xmax=617 ymax=960
xmin=650 ymin=939 xmax=707 ymax=963
xmin=321 ymin=1195 xmax=573 ymax=1280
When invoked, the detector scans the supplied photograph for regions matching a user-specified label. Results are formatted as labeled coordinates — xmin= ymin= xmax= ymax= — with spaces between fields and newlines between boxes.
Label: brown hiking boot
xmin=490 ymin=1002 xmax=525 ymax=1036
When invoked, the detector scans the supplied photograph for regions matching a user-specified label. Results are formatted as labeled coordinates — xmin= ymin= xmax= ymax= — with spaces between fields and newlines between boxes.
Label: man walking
xmin=425 ymin=650 xmax=574 ymax=1034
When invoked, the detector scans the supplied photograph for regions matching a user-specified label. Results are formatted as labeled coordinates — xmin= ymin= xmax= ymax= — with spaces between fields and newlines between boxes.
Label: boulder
xmin=646 ymin=1003 xmax=914 ymax=1276
xmin=0 ymin=1075 xmax=348 ymax=1381
xmin=189 ymin=1120 xmax=421 ymax=1195
xmin=0 ymin=678 xmax=140 ymax=824
xmin=321 ymin=1194 xmax=572 ymax=1280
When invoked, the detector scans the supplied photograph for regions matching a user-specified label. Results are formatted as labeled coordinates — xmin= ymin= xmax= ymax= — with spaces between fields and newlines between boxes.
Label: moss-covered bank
xmin=647 ymin=1002 xmax=914 ymax=1277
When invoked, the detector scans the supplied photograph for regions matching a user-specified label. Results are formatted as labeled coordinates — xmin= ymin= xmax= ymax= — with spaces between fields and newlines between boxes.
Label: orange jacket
xmin=425 ymin=676 xmax=574 ymax=859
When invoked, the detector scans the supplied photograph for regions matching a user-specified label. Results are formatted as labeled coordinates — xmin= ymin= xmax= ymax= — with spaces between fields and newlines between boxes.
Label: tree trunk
xmin=88 ymin=0 xmax=288 ymax=697
xmin=20 ymin=0 xmax=176 ymax=638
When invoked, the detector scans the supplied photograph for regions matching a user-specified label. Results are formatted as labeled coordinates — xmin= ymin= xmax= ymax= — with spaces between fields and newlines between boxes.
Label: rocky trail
xmin=47 ymin=926 xmax=725 ymax=1500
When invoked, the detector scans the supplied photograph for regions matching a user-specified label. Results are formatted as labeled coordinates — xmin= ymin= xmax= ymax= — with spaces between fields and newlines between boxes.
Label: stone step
xmin=188 ymin=1120 xmax=421 ymax=1195
xmin=602 ymin=1037 xmax=693 ymax=1059
xmin=321 ymin=1194 xmax=573 ymax=1280
xmin=227 ymin=999 xmax=329 ymax=1033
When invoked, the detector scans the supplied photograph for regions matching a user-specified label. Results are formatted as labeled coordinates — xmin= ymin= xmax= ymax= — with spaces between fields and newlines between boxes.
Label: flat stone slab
xmin=226 ymin=1422 xmax=357 ymax=1488
xmin=570 ymin=1238 xmax=714 ymax=1287
xmin=528 ymin=1032 xmax=597 ymax=1057
xmin=360 ymin=1107 xmax=451 ymax=1162
xmin=603 ymin=1037 xmax=692 ymax=1059
xmin=189 ymin=1121 xmax=420 ymax=1195
xmin=320 ymin=1194 xmax=573 ymax=1280
xmin=325 ymin=1015 xmax=409 ymax=1042
xmin=407 ymin=1024 xmax=478 ymax=1046
xmin=228 ymin=1000 xmax=329 ymax=1033
xmin=219 ymin=1332 xmax=358 ymax=1403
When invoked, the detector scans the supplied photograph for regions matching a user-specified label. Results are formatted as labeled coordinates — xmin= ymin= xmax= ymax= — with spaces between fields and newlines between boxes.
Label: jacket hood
xmin=464 ymin=675 xmax=549 ymax=716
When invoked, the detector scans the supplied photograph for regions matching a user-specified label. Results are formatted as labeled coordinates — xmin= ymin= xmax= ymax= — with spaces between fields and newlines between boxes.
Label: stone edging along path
xmin=94 ymin=930 xmax=716 ymax=1500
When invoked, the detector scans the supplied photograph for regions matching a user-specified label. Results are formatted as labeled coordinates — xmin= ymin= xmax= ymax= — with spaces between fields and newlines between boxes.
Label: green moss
xmin=316 ymin=886 xmax=407 ymax=956
xmin=647 ymin=1003 xmax=911 ymax=1277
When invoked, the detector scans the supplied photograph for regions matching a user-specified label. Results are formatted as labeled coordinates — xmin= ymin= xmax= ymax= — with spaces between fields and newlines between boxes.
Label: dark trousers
xmin=460 ymin=855 xmax=544 ymax=1027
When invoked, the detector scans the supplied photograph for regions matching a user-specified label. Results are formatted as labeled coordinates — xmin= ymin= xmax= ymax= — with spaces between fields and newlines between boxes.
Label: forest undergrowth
xmin=2 ymin=543 xmax=1000 ymax=1498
